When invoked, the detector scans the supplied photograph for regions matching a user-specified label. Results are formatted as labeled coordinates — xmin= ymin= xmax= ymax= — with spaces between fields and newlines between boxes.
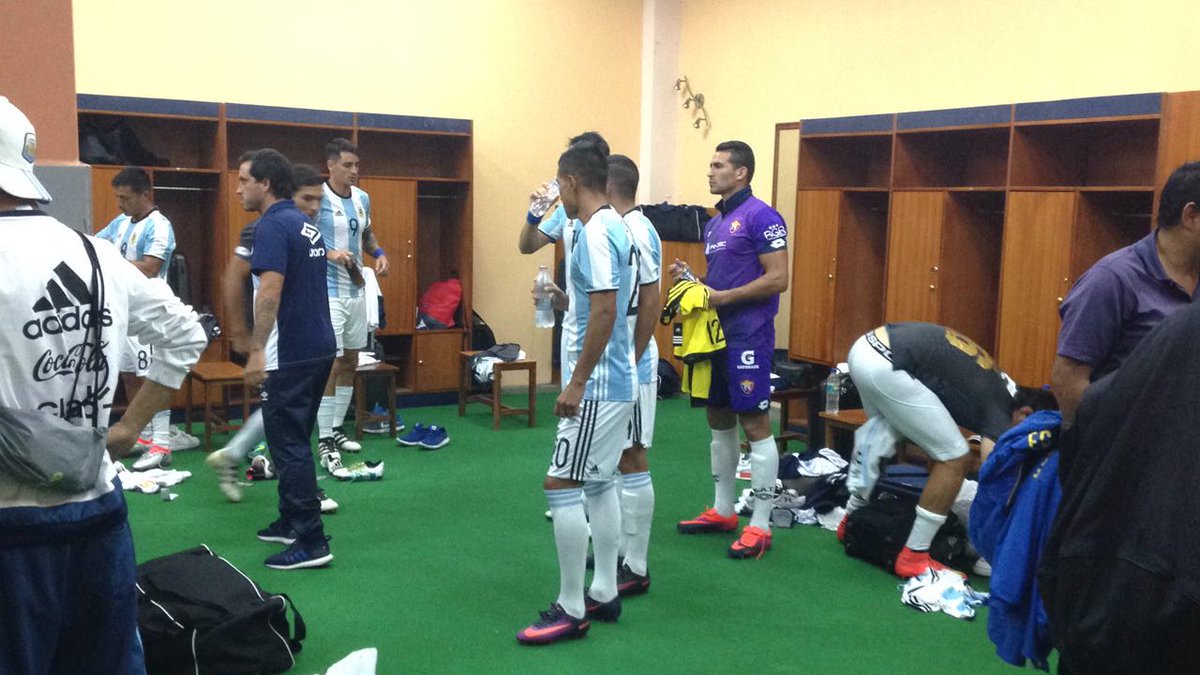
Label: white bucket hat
xmin=0 ymin=96 xmax=52 ymax=203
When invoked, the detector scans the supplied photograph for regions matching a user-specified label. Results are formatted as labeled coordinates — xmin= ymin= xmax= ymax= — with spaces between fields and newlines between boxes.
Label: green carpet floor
xmin=128 ymin=393 xmax=1023 ymax=674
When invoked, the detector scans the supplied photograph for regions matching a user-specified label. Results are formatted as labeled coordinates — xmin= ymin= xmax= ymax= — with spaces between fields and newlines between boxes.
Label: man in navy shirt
xmin=1052 ymin=161 xmax=1200 ymax=425
xmin=670 ymin=141 xmax=789 ymax=559
xmin=237 ymin=149 xmax=337 ymax=570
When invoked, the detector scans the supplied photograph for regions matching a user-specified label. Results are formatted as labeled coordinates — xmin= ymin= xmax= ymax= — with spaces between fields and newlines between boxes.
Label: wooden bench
xmin=458 ymin=351 xmax=537 ymax=430
xmin=353 ymin=362 xmax=399 ymax=439
xmin=185 ymin=361 xmax=250 ymax=450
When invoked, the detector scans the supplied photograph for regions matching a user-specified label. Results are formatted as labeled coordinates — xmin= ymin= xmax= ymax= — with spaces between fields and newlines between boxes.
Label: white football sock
xmin=906 ymin=505 xmax=948 ymax=552
xmin=585 ymin=480 xmax=620 ymax=604
xmin=846 ymin=491 xmax=870 ymax=514
xmin=547 ymin=487 xmax=588 ymax=619
xmin=333 ymin=385 xmax=353 ymax=430
xmin=223 ymin=409 xmax=265 ymax=463
xmin=711 ymin=427 xmax=740 ymax=516
xmin=317 ymin=396 xmax=336 ymax=439
xmin=748 ymin=436 xmax=779 ymax=530
xmin=151 ymin=410 xmax=171 ymax=449
xmin=619 ymin=471 xmax=654 ymax=576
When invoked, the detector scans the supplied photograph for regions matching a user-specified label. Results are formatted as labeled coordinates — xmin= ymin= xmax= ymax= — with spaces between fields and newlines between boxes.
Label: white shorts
xmin=119 ymin=336 xmax=153 ymax=376
xmin=329 ymin=294 xmax=368 ymax=355
xmin=627 ymin=379 xmax=658 ymax=449
xmin=845 ymin=335 xmax=970 ymax=496
xmin=547 ymin=400 xmax=635 ymax=482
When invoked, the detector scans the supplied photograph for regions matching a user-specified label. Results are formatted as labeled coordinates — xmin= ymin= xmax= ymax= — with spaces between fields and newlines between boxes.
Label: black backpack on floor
xmin=842 ymin=488 xmax=974 ymax=572
xmin=136 ymin=545 xmax=305 ymax=674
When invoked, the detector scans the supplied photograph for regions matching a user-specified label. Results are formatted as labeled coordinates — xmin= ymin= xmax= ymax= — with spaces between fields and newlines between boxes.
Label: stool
xmin=458 ymin=351 xmax=536 ymax=430
xmin=741 ymin=387 xmax=812 ymax=454
xmin=353 ymin=362 xmax=399 ymax=440
xmin=185 ymin=361 xmax=251 ymax=450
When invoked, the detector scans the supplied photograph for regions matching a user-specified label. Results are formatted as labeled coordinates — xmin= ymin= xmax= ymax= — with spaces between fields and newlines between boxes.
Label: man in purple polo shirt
xmin=1052 ymin=161 xmax=1200 ymax=425
xmin=670 ymin=141 xmax=789 ymax=559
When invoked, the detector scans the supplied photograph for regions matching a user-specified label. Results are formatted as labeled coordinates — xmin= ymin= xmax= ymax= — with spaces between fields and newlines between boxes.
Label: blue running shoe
xmin=264 ymin=537 xmax=333 ymax=570
xmin=397 ymin=423 xmax=428 ymax=447
xmin=256 ymin=519 xmax=296 ymax=545
xmin=364 ymin=405 xmax=405 ymax=434
xmin=418 ymin=425 xmax=449 ymax=450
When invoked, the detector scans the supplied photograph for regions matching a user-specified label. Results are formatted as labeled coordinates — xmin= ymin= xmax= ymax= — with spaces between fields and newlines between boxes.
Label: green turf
xmin=129 ymin=393 xmax=1019 ymax=674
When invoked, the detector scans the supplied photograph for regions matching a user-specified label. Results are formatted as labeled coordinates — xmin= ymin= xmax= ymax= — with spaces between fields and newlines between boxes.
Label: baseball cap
xmin=0 ymin=97 xmax=52 ymax=203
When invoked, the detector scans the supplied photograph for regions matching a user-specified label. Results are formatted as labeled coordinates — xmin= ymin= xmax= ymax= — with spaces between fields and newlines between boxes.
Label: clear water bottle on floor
xmin=529 ymin=179 xmax=560 ymax=219
xmin=534 ymin=265 xmax=554 ymax=328
xmin=825 ymin=367 xmax=841 ymax=414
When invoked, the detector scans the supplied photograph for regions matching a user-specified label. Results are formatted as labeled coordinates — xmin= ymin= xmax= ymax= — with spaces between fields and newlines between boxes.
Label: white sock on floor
xmin=748 ymin=436 xmax=778 ymax=530
xmin=906 ymin=505 xmax=948 ymax=551
xmin=151 ymin=410 xmax=171 ymax=449
xmin=333 ymin=385 xmax=353 ymax=430
xmin=547 ymin=487 xmax=588 ymax=619
xmin=619 ymin=471 xmax=654 ymax=576
xmin=317 ymin=396 xmax=336 ymax=439
xmin=585 ymin=480 xmax=620 ymax=603
xmin=711 ymin=427 xmax=740 ymax=516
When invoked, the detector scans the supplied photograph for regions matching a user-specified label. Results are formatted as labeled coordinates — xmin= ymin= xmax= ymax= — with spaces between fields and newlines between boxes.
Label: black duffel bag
xmin=842 ymin=488 xmax=974 ymax=573
xmin=136 ymin=545 xmax=305 ymax=674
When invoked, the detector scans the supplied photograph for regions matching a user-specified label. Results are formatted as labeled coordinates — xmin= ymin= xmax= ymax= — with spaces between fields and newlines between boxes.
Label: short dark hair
xmin=715 ymin=140 xmax=755 ymax=183
xmin=325 ymin=137 xmax=358 ymax=162
xmin=292 ymin=164 xmax=324 ymax=188
xmin=239 ymin=149 xmax=295 ymax=199
xmin=111 ymin=167 xmax=152 ymax=194
xmin=1014 ymin=385 xmax=1059 ymax=413
xmin=568 ymin=131 xmax=610 ymax=158
xmin=558 ymin=144 xmax=608 ymax=192
xmin=606 ymin=155 xmax=639 ymax=201
xmin=1157 ymin=161 xmax=1200 ymax=229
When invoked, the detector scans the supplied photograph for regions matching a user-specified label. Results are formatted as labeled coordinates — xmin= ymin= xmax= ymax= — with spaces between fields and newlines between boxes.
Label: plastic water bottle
xmin=824 ymin=367 xmax=840 ymax=414
xmin=534 ymin=265 xmax=555 ymax=328
xmin=529 ymin=179 xmax=560 ymax=219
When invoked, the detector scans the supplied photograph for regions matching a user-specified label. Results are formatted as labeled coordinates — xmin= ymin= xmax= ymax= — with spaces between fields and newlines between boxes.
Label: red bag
xmin=418 ymin=279 xmax=462 ymax=327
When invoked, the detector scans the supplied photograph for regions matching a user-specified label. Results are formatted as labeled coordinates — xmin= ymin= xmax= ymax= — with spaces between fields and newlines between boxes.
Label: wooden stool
xmin=458 ymin=351 xmax=536 ymax=430
xmin=741 ymin=387 xmax=812 ymax=454
xmin=185 ymin=361 xmax=250 ymax=450
xmin=353 ymin=362 xmax=399 ymax=440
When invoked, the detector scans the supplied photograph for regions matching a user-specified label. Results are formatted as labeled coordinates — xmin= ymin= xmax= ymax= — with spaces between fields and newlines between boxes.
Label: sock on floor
xmin=905 ymin=505 xmax=948 ymax=551
xmin=223 ymin=409 xmax=265 ymax=463
xmin=333 ymin=385 xmax=353 ymax=430
xmin=585 ymin=480 xmax=620 ymax=603
xmin=748 ymin=436 xmax=779 ymax=530
xmin=711 ymin=427 xmax=740 ymax=516
xmin=317 ymin=396 xmax=336 ymax=439
xmin=619 ymin=471 xmax=654 ymax=576
xmin=547 ymin=487 xmax=588 ymax=619
xmin=151 ymin=410 xmax=171 ymax=449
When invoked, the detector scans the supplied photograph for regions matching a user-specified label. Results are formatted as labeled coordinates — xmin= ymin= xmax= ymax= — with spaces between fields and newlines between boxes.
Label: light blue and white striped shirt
xmin=96 ymin=209 xmax=175 ymax=280
xmin=318 ymin=182 xmax=370 ymax=298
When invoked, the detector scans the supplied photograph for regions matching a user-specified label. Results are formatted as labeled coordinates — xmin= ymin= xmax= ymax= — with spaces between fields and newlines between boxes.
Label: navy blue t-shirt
xmin=251 ymin=200 xmax=335 ymax=370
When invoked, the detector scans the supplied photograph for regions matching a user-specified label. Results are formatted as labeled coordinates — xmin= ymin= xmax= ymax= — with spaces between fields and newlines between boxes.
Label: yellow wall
xmin=674 ymin=0 xmax=1200 ymax=204
xmin=72 ymin=0 xmax=644 ymax=380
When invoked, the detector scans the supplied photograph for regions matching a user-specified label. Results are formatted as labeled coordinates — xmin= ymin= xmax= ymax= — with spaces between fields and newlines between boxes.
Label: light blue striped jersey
xmin=537 ymin=203 xmax=569 ymax=242
xmin=318 ymin=182 xmax=370 ymax=298
xmin=95 ymin=208 xmax=175 ymax=279
xmin=623 ymin=208 xmax=662 ymax=384
xmin=563 ymin=206 xmax=637 ymax=402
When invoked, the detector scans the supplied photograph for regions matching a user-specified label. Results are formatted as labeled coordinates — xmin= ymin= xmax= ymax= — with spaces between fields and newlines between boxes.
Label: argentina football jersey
xmin=95 ymin=209 xmax=175 ymax=280
xmin=318 ymin=182 xmax=370 ymax=298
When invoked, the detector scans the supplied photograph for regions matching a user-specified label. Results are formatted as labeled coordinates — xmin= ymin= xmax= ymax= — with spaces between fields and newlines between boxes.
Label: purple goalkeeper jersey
xmin=703 ymin=187 xmax=788 ymax=344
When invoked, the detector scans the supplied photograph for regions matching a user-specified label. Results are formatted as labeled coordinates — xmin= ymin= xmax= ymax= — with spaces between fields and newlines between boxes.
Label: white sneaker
xmin=736 ymin=453 xmax=752 ymax=480
xmin=168 ymin=425 xmax=201 ymax=451
xmin=319 ymin=490 xmax=339 ymax=514
xmin=331 ymin=429 xmax=362 ymax=453
xmin=132 ymin=445 xmax=171 ymax=471
xmin=333 ymin=460 xmax=384 ymax=482
xmin=205 ymin=448 xmax=243 ymax=502
xmin=972 ymin=557 xmax=993 ymax=577
xmin=321 ymin=451 xmax=344 ymax=475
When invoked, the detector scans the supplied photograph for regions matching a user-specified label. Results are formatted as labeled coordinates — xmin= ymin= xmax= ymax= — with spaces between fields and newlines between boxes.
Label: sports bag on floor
xmin=136 ymin=545 xmax=305 ymax=674
xmin=842 ymin=487 xmax=973 ymax=572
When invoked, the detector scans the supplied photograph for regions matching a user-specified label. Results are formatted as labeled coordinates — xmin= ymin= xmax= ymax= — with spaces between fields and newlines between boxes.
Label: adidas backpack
xmin=136 ymin=545 xmax=305 ymax=674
